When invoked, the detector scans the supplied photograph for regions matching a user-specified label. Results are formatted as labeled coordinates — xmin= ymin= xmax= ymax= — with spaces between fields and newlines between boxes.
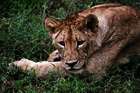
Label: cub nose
xmin=65 ymin=60 xmax=78 ymax=67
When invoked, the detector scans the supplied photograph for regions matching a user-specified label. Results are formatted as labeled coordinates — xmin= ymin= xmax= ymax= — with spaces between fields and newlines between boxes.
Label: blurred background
xmin=0 ymin=0 xmax=140 ymax=93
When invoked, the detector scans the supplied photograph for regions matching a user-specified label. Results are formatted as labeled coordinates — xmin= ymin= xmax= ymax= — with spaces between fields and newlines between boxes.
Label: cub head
xmin=45 ymin=14 xmax=101 ymax=73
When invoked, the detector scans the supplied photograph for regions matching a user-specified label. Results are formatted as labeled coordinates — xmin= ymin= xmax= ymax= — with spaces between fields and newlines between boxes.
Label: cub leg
xmin=9 ymin=58 xmax=66 ymax=78
xmin=47 ymin=50 xmax=62 ymax=62
xmin=116 ymin=40 xmax=140 ymax=64
xmin=86 ymin=39 xmax=128 ymax=77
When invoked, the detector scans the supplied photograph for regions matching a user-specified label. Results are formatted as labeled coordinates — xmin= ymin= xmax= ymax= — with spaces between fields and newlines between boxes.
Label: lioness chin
xmin=9 ymin=3 xmax=140 ymax=79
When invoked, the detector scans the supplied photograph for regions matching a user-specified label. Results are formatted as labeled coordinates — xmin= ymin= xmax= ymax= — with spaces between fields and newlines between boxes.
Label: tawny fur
xmin=9 ymin=3 xmax=140 ymax=78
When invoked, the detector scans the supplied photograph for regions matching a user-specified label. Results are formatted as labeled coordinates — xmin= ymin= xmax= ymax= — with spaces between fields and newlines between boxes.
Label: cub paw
xmin=9 ymin=58 xmax=35 ymax=71
xmin=47 ymin=50 xmax=62 ymax=62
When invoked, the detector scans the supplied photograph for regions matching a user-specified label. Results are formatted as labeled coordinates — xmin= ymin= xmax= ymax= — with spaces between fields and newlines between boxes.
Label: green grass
xmin=0 ymin=0 xmax=140 ymax=93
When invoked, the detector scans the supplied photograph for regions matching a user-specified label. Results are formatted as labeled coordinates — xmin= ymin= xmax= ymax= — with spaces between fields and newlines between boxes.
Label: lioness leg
xmin=9 ymin=58 xmax=65 ymax=78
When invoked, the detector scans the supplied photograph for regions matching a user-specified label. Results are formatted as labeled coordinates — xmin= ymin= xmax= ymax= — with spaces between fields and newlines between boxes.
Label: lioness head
xmin=45 ymin=14 xmax=100 ymax=73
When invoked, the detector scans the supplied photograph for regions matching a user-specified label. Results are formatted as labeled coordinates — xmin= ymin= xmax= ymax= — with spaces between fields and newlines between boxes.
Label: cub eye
xmin=59 ymin=41 xmax=65 ymax=46
xmin=77 ymin=41 xmax=85 ymax=48
xmin=58 ymin=41 xmax=65 ymax=48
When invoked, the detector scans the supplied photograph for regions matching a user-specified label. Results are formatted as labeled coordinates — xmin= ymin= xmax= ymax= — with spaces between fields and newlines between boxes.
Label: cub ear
xmin=45 ymin=17 xmax=61 ymax=32
xmin=84 ymin=14 xmax=98 ymax=32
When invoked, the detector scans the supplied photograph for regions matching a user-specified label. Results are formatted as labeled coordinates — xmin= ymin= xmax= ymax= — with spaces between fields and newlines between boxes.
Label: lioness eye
xmin=58 ymin=41 xmax=65 ymax=48
xmin=77 ymin=41 xmax=85 ymax=48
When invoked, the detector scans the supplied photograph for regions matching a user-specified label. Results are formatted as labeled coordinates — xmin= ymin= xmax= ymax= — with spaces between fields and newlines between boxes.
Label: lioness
xmin=9 ymin=3 xmax=140 ymax=78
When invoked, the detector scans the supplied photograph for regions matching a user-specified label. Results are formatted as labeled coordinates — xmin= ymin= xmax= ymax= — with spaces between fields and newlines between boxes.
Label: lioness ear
xmin=45 ymin=17 xmax=61 ymax=32
xmin=84 ymin=14 xmax=98 ymax=32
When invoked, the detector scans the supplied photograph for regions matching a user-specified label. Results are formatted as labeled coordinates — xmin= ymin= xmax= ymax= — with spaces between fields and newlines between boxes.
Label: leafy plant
xmin=0 ymin=0 xmax=140 ymax=93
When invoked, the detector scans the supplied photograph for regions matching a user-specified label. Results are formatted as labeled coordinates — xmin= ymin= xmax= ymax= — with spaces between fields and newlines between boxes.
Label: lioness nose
xmin=65 ymin=60 xmax=78 ymax=67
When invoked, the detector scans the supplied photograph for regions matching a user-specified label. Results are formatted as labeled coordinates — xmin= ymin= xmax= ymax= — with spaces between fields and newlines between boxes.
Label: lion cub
xmin=10 ymin=3 xmax=140 ymax=78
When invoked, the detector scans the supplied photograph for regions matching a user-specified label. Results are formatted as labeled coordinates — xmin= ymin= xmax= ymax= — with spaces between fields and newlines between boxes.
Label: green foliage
xmin=0 ymin=0 xmax=140 ymax=93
